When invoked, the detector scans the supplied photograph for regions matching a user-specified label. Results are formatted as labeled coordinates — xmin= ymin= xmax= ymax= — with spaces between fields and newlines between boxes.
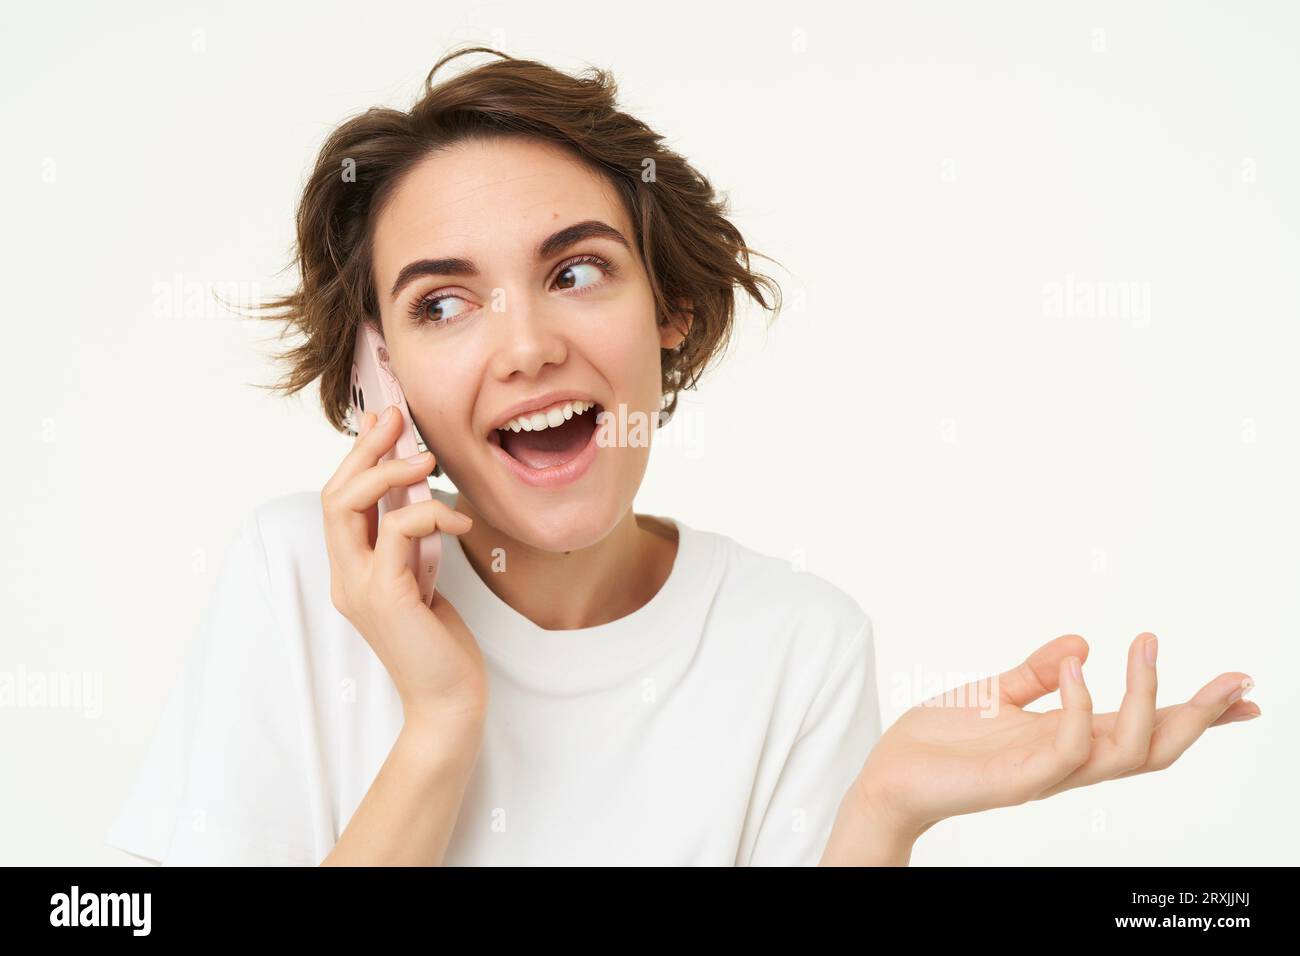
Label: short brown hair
xmin=253 ymin=45 xmax=782 ymax=440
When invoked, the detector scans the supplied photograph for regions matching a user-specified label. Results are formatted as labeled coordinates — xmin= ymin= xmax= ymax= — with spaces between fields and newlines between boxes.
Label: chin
xmin=498 ymin=494 xmax=626 ymax=554
xmin=456 ymin=458 xmax=638 ymax=554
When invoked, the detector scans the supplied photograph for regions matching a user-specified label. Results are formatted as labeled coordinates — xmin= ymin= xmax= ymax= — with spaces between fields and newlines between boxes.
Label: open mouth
xmin=487 ymin=400 xmax=604 ymax=472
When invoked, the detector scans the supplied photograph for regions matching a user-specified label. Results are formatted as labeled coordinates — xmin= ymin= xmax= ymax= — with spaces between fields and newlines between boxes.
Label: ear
xmin=659 ymin=298 xmax=694 ymax=350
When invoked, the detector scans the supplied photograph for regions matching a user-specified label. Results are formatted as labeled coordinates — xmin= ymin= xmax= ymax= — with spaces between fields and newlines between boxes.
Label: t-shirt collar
xmin=432 ymin=508 xmax=721 ymax=690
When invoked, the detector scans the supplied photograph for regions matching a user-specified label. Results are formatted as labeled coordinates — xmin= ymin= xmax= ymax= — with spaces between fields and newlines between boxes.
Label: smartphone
xmin=348 ymin=321 xmax=441 ymax=607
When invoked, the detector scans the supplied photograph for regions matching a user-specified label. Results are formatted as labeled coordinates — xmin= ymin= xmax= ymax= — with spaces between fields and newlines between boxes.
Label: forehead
xmin=371 ymin=136 xmax=629 ymax=276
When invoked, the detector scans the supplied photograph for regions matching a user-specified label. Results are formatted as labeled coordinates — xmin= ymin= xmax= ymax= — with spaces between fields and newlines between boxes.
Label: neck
xmin=451 ymin=495 xmax=678 ymax=631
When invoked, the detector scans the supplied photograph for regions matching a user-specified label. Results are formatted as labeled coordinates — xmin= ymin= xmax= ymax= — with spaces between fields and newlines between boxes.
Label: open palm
xmin=856 ymin=633 xmax=1259 ymax=837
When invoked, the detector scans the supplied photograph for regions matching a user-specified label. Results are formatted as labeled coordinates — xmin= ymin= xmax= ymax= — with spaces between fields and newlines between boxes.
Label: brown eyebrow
xmin=387 ymin=219 xmax=631 ymax=302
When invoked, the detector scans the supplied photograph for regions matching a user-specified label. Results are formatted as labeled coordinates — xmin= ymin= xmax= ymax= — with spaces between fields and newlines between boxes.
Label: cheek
xmin=581 ymin=310 xmax=664 ymax=403
xmin=397 ymin=359 xmax=475 ymax=447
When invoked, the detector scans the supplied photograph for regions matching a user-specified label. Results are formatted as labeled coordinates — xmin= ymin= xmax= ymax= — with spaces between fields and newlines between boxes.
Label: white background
xmin=2 ymin=0 xmax=1295 ymax=865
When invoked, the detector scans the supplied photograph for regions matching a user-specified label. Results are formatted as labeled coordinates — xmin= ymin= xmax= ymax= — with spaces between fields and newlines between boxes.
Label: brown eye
xmin=552 ymin=256 xmax=612 ymax=293
xmin=408 ymin=291 xmax=474 ymax=327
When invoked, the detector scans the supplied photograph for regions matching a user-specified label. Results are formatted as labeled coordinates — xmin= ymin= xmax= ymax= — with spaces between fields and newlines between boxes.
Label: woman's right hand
xmin=321 ymin=403 xmax=488 ymax=728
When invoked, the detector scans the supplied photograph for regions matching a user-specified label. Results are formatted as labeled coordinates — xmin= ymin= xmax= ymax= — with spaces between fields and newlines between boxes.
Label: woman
xmin=105 ymin=47 xmax=1260 ymax=867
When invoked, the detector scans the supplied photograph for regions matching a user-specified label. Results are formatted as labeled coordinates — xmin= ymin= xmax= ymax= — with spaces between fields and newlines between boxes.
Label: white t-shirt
xmin=105 ymin=487 xmax=881 ymax=866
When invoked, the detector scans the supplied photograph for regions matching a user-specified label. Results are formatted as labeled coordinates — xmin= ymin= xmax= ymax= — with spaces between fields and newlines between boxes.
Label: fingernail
xmin=1230 ymin=711 xmax=1259 ymax=722
xmin=1070 ymin=657 xmax=1082 ymax=681
xmin=406 ymin=451 xmax=432 ymax=465
xmin=1144 ymin=636 xmax=1158 ymax=666
xmin=380 ymin=405 xmax=397 ymax=425
xmin=1228 ymin=677 xmax=1254 ymax=703
xmin=453 ymin=511 xmax=472 ymax=526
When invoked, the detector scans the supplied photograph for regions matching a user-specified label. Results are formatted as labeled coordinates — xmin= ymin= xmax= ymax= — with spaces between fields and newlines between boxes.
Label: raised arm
xmin=322 ymin=711 xmax=483 ymax=866
xmin=318 ymin=406 xmax=489 ymax=865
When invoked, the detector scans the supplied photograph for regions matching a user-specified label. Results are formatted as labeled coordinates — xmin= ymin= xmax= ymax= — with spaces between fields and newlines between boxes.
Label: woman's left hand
xmin=845 ymin=633 xmax=1259 ymax=851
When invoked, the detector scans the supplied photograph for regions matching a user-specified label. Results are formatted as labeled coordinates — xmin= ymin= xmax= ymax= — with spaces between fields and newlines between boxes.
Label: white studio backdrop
xmin=1 ymin=0 xmax=1296 ymax=865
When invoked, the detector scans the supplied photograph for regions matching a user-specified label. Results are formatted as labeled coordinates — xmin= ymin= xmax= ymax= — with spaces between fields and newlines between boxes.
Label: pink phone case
xmin=349 ymin=322 xmax=441 ymax=607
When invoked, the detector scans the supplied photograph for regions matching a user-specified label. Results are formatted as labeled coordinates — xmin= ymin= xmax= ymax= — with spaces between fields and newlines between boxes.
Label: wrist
xmin=398 ymin=708 xmax=485 ymax=774
xmin=819 ymin=774 xmax=927 ymax=866
xmin=403 ymin=694 xmax=488 ymax=734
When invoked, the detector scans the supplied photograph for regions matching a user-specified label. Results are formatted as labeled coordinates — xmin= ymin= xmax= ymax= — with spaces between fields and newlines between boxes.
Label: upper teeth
xmin=497 ymin=399 xmax=596 ymax=433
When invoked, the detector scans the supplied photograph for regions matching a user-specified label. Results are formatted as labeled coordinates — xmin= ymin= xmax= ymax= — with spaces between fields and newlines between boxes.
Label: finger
xmin=373 ymin=498 xmax=472 ymax=585
xmin=323 ymin=403 xmax=405 ymax=497
xmin=1018 ymin=656 xmax=1094 ymax=800
xmin=356 ymin=412 xmax=381 ymax=543
xmin=1109 ymin=632 xmax=1159 ymax=773
xmin=997 ymin=634 xmax=1091 ymax=708
xmin=1114 ymin=673 xmax=1255 ymax=777
xmin=1039 ymin=689 xmax=1262 ymax=801
xmin=1091 ymin=697 xmax=1256 ymax=736
xmin=322 ymin=404 xmax=407 ymax=570
xmin=1214 ymin=699 xmax=1262 ymax=725
xmin=1052 ymin=656 xmax=1093 ymax=769
xmin=335 ymin=453 xmax=439 ymax=515
xmin=336 ymin=453 xmax=439 ymax=560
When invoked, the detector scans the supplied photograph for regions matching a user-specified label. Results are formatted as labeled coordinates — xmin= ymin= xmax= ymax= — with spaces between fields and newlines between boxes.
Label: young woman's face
xmin=369 ymin=136 xmax=685 ymax=551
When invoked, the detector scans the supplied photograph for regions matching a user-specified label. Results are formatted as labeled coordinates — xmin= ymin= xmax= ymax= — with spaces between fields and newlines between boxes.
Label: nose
xmin=487 ymin=285 xmax=569 ymax=381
